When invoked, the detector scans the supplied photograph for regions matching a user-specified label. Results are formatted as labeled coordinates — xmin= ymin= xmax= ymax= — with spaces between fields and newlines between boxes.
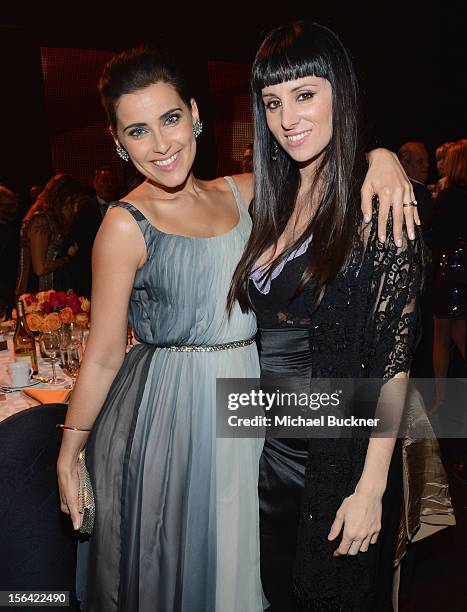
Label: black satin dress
xmin=250 ymin=252 xmax=312 ymax=612
xmin=250 ymin=242 xmax=406 ymax=612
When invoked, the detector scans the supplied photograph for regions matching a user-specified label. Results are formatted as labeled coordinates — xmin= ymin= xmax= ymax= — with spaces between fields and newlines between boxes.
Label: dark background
xmin=1 ymin=2 xmax=466 ymax=195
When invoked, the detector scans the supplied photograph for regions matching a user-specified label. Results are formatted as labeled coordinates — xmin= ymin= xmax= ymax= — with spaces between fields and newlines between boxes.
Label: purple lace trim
xmin=250 ymin=236 xmax=312 ymax=294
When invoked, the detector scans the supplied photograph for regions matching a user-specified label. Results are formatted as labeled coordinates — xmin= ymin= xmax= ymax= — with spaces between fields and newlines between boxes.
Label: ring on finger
xmin=402 ymin=200 xmax=417 ymax=208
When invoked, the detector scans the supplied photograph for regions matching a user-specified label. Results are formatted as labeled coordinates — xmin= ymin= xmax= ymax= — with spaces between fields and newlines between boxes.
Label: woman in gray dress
xmin=56 ymin=46 xmax=418 ymax=612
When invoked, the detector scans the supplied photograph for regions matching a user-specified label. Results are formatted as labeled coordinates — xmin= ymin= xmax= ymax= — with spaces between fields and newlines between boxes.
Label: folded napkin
xmin=22 ymin=387 xmax=71 ymax=404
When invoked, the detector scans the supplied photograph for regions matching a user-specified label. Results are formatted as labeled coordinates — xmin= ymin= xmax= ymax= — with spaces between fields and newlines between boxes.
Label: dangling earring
xmin=272 ymin=140 xmax=279 ymax=161
xmin=193 ymin=119 xmax=203 ymax=138
xmin=116 ymin=144 xmax=129 ymax=162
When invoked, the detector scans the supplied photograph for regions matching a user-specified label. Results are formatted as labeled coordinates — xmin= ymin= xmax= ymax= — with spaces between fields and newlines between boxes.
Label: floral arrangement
xmin=14 ymin=290 xmax=91 ymax=332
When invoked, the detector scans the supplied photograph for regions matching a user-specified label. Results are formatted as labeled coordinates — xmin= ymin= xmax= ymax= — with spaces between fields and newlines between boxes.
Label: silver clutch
xmin=77 ymin=449 xmax=95 ymax=535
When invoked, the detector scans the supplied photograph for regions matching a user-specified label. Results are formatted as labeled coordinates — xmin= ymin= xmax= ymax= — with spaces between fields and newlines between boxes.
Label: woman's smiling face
xmin=261 ymin=76 xmax=333 ymax=167
xmin=115 ymin=81 xmax=199 ymax=189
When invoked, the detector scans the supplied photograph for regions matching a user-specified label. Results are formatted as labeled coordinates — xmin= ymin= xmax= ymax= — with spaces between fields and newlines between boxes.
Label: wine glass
xmin=62 ymin=343 xmax=82 ymax=381
xmin=39 ymin=330 xmax=64 ymax=385
xmin=60 ymin=322 xmax=83 ymax=348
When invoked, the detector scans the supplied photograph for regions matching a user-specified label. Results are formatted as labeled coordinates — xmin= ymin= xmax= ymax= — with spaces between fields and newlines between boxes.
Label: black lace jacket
xmin=293 ymin=211 xmax=423 ymax=611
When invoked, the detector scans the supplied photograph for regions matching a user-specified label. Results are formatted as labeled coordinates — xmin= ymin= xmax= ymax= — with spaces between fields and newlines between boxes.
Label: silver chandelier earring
xmin=193 ymin=120 xmax=203 ymax=138
xmin=272 ymin=140 xmax=279 ymax=161
xmin=116 ymin=144 xmax=129 ymax=162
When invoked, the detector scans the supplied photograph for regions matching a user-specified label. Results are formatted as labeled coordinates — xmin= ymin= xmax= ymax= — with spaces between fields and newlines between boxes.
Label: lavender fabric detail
xmin=250 ymin=236 xmax=312 ymax=295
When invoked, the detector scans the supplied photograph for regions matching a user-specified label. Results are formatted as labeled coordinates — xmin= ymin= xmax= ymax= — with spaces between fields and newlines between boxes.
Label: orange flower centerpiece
xmin=13 ymin=290 xmax=91 ymax=332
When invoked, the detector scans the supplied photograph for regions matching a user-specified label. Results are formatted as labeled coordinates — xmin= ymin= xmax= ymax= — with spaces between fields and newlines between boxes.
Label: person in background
xmin=93 ymin=165 xmax=121 ymax=217
xmin=15 ymin=174 xmax=88 ymax=295
xmin=432 ymin=139 xmax=467 ymax=412
xmin=398 ymin=141 xmax=433 ymax=241
xmin=29 ymin=183 xmax=44 ymax=206
xmin=0 ymin=185 xmax=22 ymax=310
xmin=71 ymin=165 xmax=121 ymax=297
xmin=399 ymin=141 xmax=435 ymax=379
xmin=242 ymin=142 xmax=254 ymax=173
xmin=433 ymin=141 xmax=456 ymax=196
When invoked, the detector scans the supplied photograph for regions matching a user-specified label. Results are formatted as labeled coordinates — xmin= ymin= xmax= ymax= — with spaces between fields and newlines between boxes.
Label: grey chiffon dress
xmin=82 ymin=177 xmax=264 ymax=612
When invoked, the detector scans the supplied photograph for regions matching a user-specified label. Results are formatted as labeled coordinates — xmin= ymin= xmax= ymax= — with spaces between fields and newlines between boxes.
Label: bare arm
xmin=29 ymin=216 xmax=70 ymax=276
xmin=57 ymin=206 xmax=146 ymax=529
xmin=362 ymin=148 xmax=421 ymax=245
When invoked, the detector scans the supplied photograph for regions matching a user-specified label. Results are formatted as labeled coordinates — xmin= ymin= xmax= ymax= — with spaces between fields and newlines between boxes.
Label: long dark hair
xmin=24 ymin=173 xmax=87 ymax=234
xmin=228 ymin=21 xmax=366 ymax=313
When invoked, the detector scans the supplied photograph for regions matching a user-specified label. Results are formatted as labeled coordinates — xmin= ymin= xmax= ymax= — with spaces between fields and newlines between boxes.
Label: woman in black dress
xmin=229 ymin=21 xmax=423 ymax=611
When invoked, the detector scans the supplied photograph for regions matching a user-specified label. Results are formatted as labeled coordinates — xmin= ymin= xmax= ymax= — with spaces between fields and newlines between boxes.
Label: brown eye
xmin=297 ymin=91 xmax=315 ymax=101
xmin=266 ymin=100 xmax=280 ymax=111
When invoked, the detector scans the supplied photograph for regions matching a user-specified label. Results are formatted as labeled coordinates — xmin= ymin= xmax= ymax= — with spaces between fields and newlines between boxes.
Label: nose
xmin=280 ymin=102 xmax=299 ymax=131
xmin=152 ymin=130 xmax=170 ymax=155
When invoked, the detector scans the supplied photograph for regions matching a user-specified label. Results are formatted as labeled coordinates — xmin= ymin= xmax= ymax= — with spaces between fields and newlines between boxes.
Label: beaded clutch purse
xmin=77 ymin=450 xmax=95 ymax=535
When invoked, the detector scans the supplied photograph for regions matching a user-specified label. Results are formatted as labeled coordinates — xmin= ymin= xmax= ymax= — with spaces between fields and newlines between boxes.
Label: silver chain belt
xmin=165 ymin=335 xmax=256 ymax=352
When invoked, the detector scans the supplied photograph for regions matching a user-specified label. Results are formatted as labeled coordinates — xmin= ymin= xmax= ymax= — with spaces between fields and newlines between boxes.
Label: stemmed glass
xmin=64 ymin=344 xmax=82 ymax=381
xmin=59 ymin=323 xmax=83 ymax=382
xmin=39 ymin=330 xmax=64 ymax=385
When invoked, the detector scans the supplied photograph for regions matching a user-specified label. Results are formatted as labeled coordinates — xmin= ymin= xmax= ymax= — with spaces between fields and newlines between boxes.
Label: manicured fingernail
xmin=73 ymin=522 xmax=79 ymax=530
xmin=379 ymin=235 xmax=385 ymax=243
xmin=396 ymin=239 xmax=402 ymax=247
xmin=409 ymin=232 xmax=415 ymax=240
xmin=364 ymin=213 xmax=370 ymax=223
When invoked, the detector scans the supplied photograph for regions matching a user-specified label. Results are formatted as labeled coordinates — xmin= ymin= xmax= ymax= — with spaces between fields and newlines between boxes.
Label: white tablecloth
xmin=0 ymin=334 xmax=72 ymax=423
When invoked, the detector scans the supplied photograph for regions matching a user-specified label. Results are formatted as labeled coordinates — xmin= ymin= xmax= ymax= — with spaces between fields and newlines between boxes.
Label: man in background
xmin=398 ymin=141 xmax=433 ymax=240
xmin=71 ymin=166 xmax=121 ymax=297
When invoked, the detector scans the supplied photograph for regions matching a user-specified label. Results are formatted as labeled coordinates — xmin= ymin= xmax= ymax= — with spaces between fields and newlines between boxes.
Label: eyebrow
xmin=123 ymin=107 xmax=183 ymax=132
xmin=262 ymin=82 xmax=319 ymax=98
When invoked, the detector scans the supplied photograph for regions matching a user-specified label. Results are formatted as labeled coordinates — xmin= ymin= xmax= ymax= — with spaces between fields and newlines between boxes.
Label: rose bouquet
xmin=14 ymin=290 xmax=91 ymax=332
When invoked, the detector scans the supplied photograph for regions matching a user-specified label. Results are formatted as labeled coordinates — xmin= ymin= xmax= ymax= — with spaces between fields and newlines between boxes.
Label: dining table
xmin=0 ymin=330 xmax=74 ymax=424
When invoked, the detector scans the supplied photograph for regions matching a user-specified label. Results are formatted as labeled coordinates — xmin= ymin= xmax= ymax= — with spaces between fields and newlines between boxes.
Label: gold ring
xmin=403 ymin=200 xmax=417 ymax=208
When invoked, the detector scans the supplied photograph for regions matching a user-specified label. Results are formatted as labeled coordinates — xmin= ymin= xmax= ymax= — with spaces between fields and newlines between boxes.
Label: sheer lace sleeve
xmin=366 ymin=216 xmax=424 ymax=380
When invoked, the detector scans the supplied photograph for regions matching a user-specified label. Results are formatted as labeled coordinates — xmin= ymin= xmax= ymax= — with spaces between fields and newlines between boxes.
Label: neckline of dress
xmin=250 ymin=235 xmax=312 ymax=295
xmin=116 ymin=200 xmax=242 ymax=241
xmin=115 ymin=177 xmax=244 ymax=241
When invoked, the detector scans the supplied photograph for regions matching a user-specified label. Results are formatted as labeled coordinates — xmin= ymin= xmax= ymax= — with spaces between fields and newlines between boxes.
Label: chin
xmin=288 ymin=148 xmax=321 ymax=164
xmin=155 ymin=170 xmax=190 ymax=189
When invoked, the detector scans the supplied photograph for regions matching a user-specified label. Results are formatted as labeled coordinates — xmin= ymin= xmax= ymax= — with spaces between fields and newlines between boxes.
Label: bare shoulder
xmin=202 ymin=174 xmax=253 ymax=209
xmin=28 ymin=213 xmax=49 ymax=233
xmin=118 ymin=181 xmax=150 ymax=206
xmin=228 ymin=173 xmax=254 ymax=208
xmin=95 ymin=205 xmax=146 ymax=267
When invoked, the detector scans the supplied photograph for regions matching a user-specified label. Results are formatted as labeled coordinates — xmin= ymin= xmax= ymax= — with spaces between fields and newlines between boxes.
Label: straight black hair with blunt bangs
xmin=99 ymin=46 xmax=193 ymax=132
xmin=227 ymin=21 xmax=367 ymax=314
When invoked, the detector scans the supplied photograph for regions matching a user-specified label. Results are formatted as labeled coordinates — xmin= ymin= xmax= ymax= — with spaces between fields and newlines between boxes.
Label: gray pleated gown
xmin=83 ymin=177 xmax=263 ymax=611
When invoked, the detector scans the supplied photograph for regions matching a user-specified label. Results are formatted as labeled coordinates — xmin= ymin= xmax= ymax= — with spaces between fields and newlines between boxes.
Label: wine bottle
xmin=13 ymin=300 xmax=38 ymax=374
